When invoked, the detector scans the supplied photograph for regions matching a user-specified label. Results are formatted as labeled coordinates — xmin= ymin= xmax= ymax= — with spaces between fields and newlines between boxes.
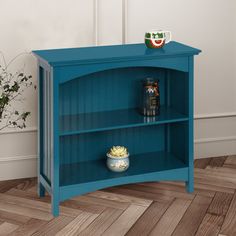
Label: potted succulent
xmin=106 ymin=146 xmax=130 ymax=172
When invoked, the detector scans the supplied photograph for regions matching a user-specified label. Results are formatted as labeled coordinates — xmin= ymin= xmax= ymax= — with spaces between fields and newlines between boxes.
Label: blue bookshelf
xmin=33 ymin=42 xmax=201 ymax=216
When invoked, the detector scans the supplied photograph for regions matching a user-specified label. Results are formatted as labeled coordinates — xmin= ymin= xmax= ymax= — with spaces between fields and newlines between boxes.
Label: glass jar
xmin=141 ymin=78 xmax=160 ymax=116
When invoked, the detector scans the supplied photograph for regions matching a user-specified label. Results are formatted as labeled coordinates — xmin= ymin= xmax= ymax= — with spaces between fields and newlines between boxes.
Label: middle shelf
xmin=60 ymin=106 xmax=189 ymax=136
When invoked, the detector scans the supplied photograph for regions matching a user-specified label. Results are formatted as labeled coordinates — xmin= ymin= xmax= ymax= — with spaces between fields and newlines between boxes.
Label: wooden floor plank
xmin=195 ymin=177 xmax=235 ymax=191
xmin=15 ymin=178 xmax=37 ymax=191
xmin=205 ymin=166 xmax=236 ymax=175
xmin=142 ymin=181 xmax=216 ymax=197
xmin=105 ymin=187 xmax=174 ymax=203
xmin=26 ymin=185 xmax=38 ymax=193
xmin=194 ymin=182 xmax=235 ymax=194
xmin=195 ymin=213 xmax=224 ymax=236
xmin=126 ymin=200 xmax=172 ymax=236
xmin=72 ymin=194 xmax=130 ymax=210
xmin=194 ymin=168 xmax=236 ymax=189
xmin=0 ymin=178 xmax=28 ymax=193
xmin=0 ymin=222 xmax=19 ymax=235
xmin=0 ymin=209 xmax=31 ymax=225
xmin=208 ymin=192 xmax=233 ymax=216
xmin=195 ymin=168 xmax=236 ymax=180
xmin=55 ymin=211 xmax=99 ymax=236
xmin=10 ymin=218 xmax=47 ymax=236
xmin=102 ymin=204 xmax=148 ymax=236
xmin=220 ymin=191 xmax=236 ymax=236
xmin=0 ymin=201 xmax=53 ymax=221
xmin=149 ymin=198 xmax=192 ymax=236
xmin=6 ymin=188 xmax=51 ymax=203
xmin=222 ymin=154 xmax=236 ymax=170
xmin=194 ymin=158 xmax=212 ymax=169
xmin=208 ymin=156 xmax=227 ymax=167
xmin=7 ymin=188 xmax=105 ymax=214
xmin=79 ymin=208 xmax=123 ymax=236
xmin=61 ymin=199 xmax=106 ymax=214
xmin=122 ymin=183 xmax=195 ymax=200
xmin=224 ymin=155 xmax=236 ymax=166
xmin=172 ymin=195 xmax=213 ymax=236
xmin=87 ymin=190 xmax=152 ymax=207
xmin=32 ymin=216 xmax=74 ymax=236
xmin=0 ymin=193 xmax=82 ymax=217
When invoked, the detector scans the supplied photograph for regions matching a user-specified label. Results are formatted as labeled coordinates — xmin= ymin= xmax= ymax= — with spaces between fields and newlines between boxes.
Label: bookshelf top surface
xmin=33 ymin=41 xmax=201 ymax=66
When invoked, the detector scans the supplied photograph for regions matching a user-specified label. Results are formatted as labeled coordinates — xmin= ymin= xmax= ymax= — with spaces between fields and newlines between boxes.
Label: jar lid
xmin=143 ymin=78 xmax=158 ymax=85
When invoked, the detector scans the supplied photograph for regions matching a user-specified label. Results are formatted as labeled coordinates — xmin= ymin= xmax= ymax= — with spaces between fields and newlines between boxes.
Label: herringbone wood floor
xmin=0 ymin=156 xmax=236 ymax=236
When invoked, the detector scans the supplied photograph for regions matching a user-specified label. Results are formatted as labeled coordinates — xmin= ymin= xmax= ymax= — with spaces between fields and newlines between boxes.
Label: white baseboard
xmin=194 ymin=137 xmax=236 ymax=159
xmin=0 ymin=155 xmax=37 ymax=181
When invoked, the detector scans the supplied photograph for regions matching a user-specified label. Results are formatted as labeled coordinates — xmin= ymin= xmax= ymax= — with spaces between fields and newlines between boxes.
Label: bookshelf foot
xmin=52 ymin=197 xmax=60 ymax=217
xmin=185 ymin=179 xmax=194 ymax=193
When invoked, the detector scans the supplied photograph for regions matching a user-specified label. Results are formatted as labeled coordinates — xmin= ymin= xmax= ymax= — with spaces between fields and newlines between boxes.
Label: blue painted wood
xmin=186 ymin=56 xmax=194 ymax=193
xmin=60 ymin=107 xmax=188 ymax=136
xmin=51 ymin=68 xmax=60 ymax=217
xmin=59 ymin=67 xmax=167 ymax=115
xmin=39 ymin=174 xmax=51 ymax=194
xmin=33 ymin=41 xmax=200 ymax=67
xmin=60 ymin=125 xmax=166 ymax=164
xmin=59 ymin=151 xmax=189 ymax=201
xmin=38 ymin=66 xmax=45 ymax=197
xmin=34 ymin=42 xmax=201 ymax=216
xmin=56 ymin=56 xmax=189 ymax=84
xmin=60 ymin=151 xmax=187 ymax=186
xmin=60 ymin=167 xmax=188 ymax=202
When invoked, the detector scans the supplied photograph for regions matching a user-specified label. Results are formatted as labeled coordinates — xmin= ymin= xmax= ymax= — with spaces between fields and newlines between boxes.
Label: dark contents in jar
xmin=140 ymin=78 xmax=160 ymax=116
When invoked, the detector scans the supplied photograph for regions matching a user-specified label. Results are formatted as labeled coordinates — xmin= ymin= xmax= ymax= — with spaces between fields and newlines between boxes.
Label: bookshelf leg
xmin=186 ymin=172 xmax=194 ymax=193
xmin=38 ymin=183 xmax=45 ymax=197
xmin=52 ymin=196 xmax=60 ymax=217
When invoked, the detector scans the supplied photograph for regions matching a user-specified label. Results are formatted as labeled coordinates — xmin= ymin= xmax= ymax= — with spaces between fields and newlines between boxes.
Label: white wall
xmin=0 ymin=0 xmax=235 ymax=180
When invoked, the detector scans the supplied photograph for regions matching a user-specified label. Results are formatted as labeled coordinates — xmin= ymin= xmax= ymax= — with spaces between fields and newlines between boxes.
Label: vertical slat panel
xmin=48 ymin=70 xmax=52 ymax=181
xmin=47 ymin=70 xmax=50 ymax=180
xmin=51 ymin=67 xmax=60 ymax=216
xmin=40 ymin=68 xmax=52 ymax=183
xmin=186 ymin=56 xmax=194 ymax=192
xmin=38 ymin=66 xmax=44 ymax=176
xmin=43 ymin=69 xmax=48 ymax=178
xmin=38 ymin=65 xmax=45 ymax=197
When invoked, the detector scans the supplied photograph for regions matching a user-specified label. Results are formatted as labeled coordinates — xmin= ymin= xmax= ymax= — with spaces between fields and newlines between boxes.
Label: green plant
xmin=0 ymin=52 xmax=36 ymax=131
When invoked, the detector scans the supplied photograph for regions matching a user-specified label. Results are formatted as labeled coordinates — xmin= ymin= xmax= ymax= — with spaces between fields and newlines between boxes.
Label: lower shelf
xmin=60 ymin=151 xmax=188 ymax=187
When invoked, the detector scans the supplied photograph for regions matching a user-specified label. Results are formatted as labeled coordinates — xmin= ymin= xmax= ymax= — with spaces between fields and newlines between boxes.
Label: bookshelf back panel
xmin=60 ymin=125 xmax=165 ymax=164
xmin=59 ymin=67 xmax=168 ymax=115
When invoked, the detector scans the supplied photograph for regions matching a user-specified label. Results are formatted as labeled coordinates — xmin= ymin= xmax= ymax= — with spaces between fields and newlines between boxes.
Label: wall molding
xmin=94 ymin=0 xmax=98 ymax=45
xmin=0 ymin=126 xmax=37 ymax=135
xmin=122 ymin=0 xmax=128 ymax=44
xmin=0 ymin=154 xmax=37 ymax=163
xmin=194 ymin=135 xmax=236 ymax=144
xmin=194 ymin=112 xmax=236 ymax=120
